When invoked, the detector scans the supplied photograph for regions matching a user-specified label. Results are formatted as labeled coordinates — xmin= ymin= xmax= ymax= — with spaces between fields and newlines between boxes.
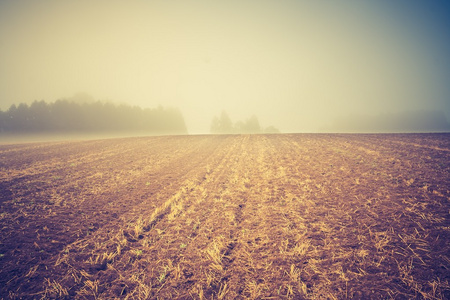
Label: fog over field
xmin=0 ymin=0 xmax=449 ymax=134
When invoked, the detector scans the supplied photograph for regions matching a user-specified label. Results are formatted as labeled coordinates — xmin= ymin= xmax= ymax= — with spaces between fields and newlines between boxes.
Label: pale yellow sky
xmin=0 ymin=0 xmax=449 ymax=133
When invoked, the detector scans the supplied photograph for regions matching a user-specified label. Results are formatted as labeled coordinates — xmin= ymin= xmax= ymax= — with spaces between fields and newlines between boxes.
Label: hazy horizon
xmin=1 ymin=0 xmax=449 ymax=134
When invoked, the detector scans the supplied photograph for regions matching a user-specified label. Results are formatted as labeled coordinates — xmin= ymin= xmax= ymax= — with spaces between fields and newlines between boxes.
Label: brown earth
xmin=0 ymin=133 xmax=449 ymax=299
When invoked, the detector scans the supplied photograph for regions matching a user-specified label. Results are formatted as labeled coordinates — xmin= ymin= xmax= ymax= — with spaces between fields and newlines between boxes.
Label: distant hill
xmin=322 ymin=110 xmax=450 ymax=133
xmin=0 ymin=100 xmax=187 ymax=135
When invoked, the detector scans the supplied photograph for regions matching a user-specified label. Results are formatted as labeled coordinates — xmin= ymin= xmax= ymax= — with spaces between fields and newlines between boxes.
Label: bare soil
xmin=0 ymin=134 xmax=449 ymax=299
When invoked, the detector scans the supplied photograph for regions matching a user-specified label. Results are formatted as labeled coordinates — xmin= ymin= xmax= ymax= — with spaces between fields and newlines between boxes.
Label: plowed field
xmin=1 ymin=134 xmax=449 ymax=299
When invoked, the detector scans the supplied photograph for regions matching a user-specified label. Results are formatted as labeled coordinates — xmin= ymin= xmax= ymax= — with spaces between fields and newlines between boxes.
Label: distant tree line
xmin=0 ymin=100 xmax=187 ymax=134
xmin=323 ymin=110 xmax=450 ymax=133
xmin=210 ymin=111 xmax=279 ymax=134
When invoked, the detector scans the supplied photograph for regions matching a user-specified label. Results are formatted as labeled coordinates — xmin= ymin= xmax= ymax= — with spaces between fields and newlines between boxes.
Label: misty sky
xmin=1 ymin=0 xmax=449 ymax=133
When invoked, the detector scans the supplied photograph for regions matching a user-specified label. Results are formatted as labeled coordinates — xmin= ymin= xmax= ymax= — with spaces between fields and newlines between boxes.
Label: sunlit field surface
xmin=0 ymin=134 xmax=449 ymax=299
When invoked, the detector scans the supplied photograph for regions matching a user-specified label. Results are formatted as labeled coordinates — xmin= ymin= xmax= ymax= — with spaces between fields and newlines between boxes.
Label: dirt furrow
xmin=0 ymin=136 xmax=232 ymax=298
xmin=87 ymin=135 xmax=247 ymax=299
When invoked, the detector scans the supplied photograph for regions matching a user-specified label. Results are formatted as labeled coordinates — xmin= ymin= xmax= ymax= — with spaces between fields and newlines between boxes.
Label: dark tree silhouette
xmin=0 ymin=100 xmax=188 ymax=135
xmin=210 ymin=111 xmax=234 ymax=134
xmin=264 ymin=125 xmax=280 ymax=134
xmin=242 ymin=115 xmax=261 ymax=133
xmin=210 ymin=111 xmax=279 ymax=134
xmin=29 ymin=100 xmax=51 ymax=131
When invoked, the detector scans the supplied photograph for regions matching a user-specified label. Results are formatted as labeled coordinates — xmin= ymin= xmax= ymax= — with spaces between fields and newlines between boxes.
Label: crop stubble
xmin=0 ymin=134 xmax=449 ymax=299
